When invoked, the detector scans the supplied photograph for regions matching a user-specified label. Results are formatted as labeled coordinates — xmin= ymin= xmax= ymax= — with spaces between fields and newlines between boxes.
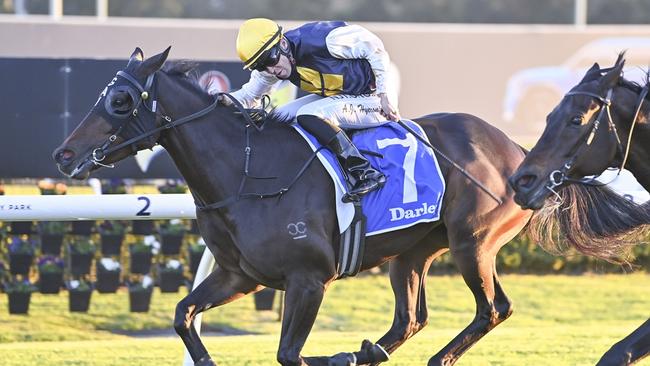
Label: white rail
xmin=0 ymin=194 xmax=196 ymax=221
xmin=0 ymin=193 xmax=214 ymax=366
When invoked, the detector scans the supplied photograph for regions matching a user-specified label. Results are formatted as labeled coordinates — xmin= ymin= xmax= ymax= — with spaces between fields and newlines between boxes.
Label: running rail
xmin=0 ymin=194 xmax=196 ymax=221
xmin=0 ymin=193 xmax=215 ymax=366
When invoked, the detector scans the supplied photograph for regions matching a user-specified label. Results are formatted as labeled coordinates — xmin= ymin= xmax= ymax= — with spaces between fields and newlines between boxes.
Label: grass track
xmin=0 ymin=273 xmax=648 ymax=365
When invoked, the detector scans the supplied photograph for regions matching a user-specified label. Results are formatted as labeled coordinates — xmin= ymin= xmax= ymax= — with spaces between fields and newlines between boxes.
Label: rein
xmin=80 ymin=69 xmax=319 ymax=211
xmin=545 ymin=83 xmax=648 ymax=198
xmin=396 ymin=120 xmax=503 ymax=205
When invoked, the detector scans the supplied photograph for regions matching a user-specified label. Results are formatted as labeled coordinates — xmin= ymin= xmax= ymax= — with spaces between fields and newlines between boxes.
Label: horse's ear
xmin=129 ymin=47 xmax=144 ymax=63
xmin=614 ymin=51 xmax=626 ymax=68
xmin=579 ymin=62 xmax=601 ymax=83
xmin=140 ymin=46 xmax=171 ymax=75
xmin=599 ymin=57 xmax=625 ymax=92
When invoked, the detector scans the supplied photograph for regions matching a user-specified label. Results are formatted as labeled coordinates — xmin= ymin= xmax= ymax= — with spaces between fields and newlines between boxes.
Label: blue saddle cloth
xmin=295 ymin=119 xmax=445 ymax=236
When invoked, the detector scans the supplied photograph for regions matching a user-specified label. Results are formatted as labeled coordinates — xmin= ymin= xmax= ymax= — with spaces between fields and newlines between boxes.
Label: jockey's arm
xmin=220 ymin=70 xmax=279 ymax=108
xmin=325 ymin=24 xmax=400 ymax=120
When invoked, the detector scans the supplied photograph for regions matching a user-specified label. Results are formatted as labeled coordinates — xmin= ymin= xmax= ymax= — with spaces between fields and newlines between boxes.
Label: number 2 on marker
xmin=136 ymin=196 xmax=152 ymax=216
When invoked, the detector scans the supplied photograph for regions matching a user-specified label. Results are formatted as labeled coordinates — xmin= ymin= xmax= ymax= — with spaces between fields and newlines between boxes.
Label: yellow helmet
xmin=236 ymin=18 xmax=283 ymax=70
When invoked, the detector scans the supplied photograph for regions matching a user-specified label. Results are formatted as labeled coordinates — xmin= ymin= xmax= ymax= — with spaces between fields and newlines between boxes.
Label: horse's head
xmin=53 ymin=47 xmax=170 ymax=179
xmin=509 ymin=54 xmax=627 ymax=209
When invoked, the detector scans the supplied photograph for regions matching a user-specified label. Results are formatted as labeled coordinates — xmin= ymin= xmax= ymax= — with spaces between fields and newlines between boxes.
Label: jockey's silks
xmin=285 ymin=21 xmax=376 ymax=96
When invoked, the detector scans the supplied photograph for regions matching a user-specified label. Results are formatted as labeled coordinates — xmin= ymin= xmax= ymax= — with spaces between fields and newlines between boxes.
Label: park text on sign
xmin=0 ymin=203 xmax=32 ymax=211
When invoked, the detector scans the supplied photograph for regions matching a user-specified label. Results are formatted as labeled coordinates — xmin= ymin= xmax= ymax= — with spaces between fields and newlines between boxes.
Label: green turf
xmin=0 ymin=273 xmax=648 ymax=365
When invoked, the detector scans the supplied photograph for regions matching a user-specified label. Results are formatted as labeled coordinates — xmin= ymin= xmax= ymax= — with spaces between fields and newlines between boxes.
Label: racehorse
xmin=53 ymin=47 xmax=642 ymax=366
xmin=509 ymin=53 xmax=650 ymax=366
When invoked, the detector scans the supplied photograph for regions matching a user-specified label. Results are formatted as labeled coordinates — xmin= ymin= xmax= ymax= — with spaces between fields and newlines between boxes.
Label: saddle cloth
xmin=293 ymin=119 xmax=445 ymax=236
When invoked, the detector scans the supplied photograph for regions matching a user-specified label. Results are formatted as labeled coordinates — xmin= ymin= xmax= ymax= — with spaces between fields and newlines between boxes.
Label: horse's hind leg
xmin=428 ymin=234 xmax=513 ymax=366
xmin=596 ymin=318 xmax=650 ymax=366
xmin=174 ymin=266 xmax=260 ymax=365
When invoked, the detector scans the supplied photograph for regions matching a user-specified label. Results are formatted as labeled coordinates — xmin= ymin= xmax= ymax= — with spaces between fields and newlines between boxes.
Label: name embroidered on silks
xmin=294 ymin=119 xmax=445 ymax=236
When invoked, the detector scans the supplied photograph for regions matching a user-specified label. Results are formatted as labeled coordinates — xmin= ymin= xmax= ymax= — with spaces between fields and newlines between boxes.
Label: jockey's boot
xmin=296 ymin=114 xmax=386 ymax=203
xmin=327 ymin=130 xmax=386 ymax=203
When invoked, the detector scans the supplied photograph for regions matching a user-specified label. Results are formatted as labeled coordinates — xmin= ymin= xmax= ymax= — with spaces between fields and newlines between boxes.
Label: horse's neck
xmin=153 ymin=73 xmax=320 ymax=207
xmin=613 ymin=86 xmax=650 ymax=190
xmin=155 ymin=78 xmax=246 ymax=205
xmin=167 ymin=120 xmax=246 ymax=205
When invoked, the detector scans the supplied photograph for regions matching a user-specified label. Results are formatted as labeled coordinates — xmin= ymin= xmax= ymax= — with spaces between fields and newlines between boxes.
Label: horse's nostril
xmin=516 ymin=174 xmax=537 ymax=189
xmin=54 ymin=149 xmax=75 ymax=164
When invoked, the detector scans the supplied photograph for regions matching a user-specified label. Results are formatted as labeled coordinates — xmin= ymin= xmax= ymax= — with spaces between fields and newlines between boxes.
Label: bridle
xmin=544 ymin=80 xmax=648 ymax=199
xmin=71 ymin=67 xmax=318 ymax=211
xmin=71 ymin=69 xmax=220 ymax=177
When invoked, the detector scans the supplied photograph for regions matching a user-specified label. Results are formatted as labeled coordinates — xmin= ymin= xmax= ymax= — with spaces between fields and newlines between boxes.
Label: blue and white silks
xmin=294 ymin=119 xmax=445 ymax=236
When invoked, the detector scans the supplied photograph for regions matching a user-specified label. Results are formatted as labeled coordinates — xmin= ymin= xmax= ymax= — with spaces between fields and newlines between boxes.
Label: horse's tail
xmin=526 ymin=183 xmax=650 ymax=263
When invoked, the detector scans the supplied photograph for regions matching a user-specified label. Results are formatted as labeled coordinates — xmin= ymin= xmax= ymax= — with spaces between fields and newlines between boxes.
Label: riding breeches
xmin=276 ymin=93 xmax=389 ymax=129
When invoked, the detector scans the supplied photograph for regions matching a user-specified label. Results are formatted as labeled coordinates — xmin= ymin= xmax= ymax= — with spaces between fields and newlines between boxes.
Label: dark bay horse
xmin=53 ymin=47 xmax=632 ymax=366
xmin=509 ymin=54 xmax=650 ymax=366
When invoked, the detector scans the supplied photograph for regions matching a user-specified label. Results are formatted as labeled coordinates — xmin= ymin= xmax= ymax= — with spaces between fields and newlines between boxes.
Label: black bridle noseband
xmin=545 ymin=81 xmax=648 ymax=198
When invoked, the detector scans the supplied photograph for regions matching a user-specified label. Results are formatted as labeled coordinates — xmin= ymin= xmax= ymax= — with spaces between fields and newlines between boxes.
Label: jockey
xmin=216 ymin=18 xmax=401 ymax=203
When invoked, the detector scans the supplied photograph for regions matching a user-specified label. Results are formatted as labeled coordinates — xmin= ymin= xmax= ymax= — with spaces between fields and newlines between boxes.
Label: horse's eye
xmin=110 ymin=94 xmax=132 ymax=114
xmin=570 ymin=116 xmax=583 ymax=126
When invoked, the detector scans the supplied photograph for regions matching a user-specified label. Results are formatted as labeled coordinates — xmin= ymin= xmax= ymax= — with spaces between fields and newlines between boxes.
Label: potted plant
xmin=96 ymin=257 xmax=121 ymax=293
xmin=129 ymin=236 xmax=158 ymax=274
xmin=67 ymin=279 xmax=93 ymax=312
xmin=157 ymin=179 xmax=188 ymax=194
xmin=0 ymin=260 xmax=6 ymax=293
xmin=98 ymin=220 xmax=126 ymax=256
xmin=38 ymin=179 xmax=67 ymax=196
xmin=158 ymin=259 xmax=184 ymax=293
xmin=38 ymin=221 xmax=67 ymax=255
xmin=158 ymin=219 xmax=185 ymax=255
xmin=189 ymin=220 xmax=200 ymax=235
xmin=38 ymin=179 xmax=55 ymax=195
xmin=37 ymin=256 xmax=64 ymax=294
xmin=5 ymin=279 xmax=37 ymax=314
xmin=7 ymin=235 xmax=35 ymax=275
xmin=68 ymin=237 xmax=96 ymax=276
xmin=9 ymin=221 xmax=33 ymax=235
xmin=128 ymin=275 xmax=154 ymax=312
xmin=101 ymin=178 xmax=128 ymax=194
xmin=187 ymin=239 xmax=207 ymax=276
xmin=254 ymin=287 xmax=277 ymax=311
xmin=70 ymin=220 xmax=95 ymax=236
xmin=131 ymin=220 xmax=155 ymax=236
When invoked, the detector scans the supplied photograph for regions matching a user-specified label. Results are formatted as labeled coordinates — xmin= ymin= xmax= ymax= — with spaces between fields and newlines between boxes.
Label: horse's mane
xmin=162 ymin=61 xmax=294 ymax=126
xmin=618 ymin=73 xmax=650 ymax=97
xmin=163 ymin=61 xmax=207 ymax=95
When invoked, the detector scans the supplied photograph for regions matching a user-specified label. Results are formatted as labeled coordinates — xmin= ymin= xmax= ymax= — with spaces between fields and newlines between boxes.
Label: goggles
xmin=250 ymin=45 xmax=282 ymax=71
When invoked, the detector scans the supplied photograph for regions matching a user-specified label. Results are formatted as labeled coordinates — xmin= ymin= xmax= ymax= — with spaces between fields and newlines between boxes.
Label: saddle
xmin=294 ymin=119 xmax=446 ymax=277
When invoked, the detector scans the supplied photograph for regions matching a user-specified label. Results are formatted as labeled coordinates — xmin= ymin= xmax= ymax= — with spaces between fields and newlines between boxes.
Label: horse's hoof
xmin=360 ymin=340 xmax=389 ymax=363
xmin=328 ymin=352 xmax=356 ymax=366
xmin=195 ymin=354 xmax=217 ymax=366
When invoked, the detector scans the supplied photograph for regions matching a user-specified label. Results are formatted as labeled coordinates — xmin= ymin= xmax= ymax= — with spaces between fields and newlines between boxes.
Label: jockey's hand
xmin=378 ymin=93 xmax=401 ymax=121
xmin=215 ymin=94 xmax=234 ymax=107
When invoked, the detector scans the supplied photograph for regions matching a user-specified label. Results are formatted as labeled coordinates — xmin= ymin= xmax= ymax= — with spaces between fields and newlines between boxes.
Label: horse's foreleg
xmin=174 ymin=266 xmax=260 ymax=365
xmin=596 ymin=318 xmax=650 ymax=366
xmin=428 ymin=241 xmax=513 ymax=366
xmin=276 ymin=275 xmax=328 ymax=366
xmin=367 ymin=246 xmax=445 ymax=364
